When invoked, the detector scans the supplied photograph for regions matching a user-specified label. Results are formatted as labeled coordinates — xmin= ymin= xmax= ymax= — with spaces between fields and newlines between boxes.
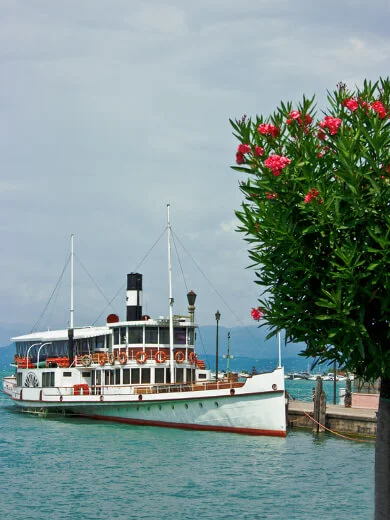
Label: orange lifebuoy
xmin=155 ymin=351 xmax=167 ymax=363
xmin=99 ymin=354 xmax=107 ymax=366
xmin=119 ymin=353 xmax=127 ymax=365
xmin=188 ymin=352 xmax=197 ymax=365
xmin=135 ymin=351 xmax=147 ymax=364
xmin=175 ymin=351 xmax=185 ymax=364
xmin=82 ymin=355 xmax=92 ymax=367
xmin=108 ymin=353 xmax=115 ymax=365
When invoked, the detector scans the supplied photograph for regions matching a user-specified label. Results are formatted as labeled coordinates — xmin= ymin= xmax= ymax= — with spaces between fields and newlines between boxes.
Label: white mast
xmin=167 ymin=204 xmax=175 ymax=383
xmin=278 ymin=331 xmax=282 ymax=368
xmin=70 ymin=234 xmax=74 ymax=329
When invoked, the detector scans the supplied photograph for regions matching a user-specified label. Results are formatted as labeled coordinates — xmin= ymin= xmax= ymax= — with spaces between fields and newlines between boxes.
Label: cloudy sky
xmin=1 ymin=0 xmax=390 ymax=336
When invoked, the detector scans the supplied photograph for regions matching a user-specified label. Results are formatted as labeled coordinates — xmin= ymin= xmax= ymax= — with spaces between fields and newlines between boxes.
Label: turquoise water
xmin=0 ymin=371 xmax=374 ymax=519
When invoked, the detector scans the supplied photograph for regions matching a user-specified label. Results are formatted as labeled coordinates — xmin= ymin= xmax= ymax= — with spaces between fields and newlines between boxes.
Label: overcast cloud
xmin=1 ymin=0 xmax=390 ymax=335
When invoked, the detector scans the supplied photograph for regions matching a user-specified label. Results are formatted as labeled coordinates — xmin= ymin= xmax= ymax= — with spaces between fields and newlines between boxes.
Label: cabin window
xmin=123 ymin=369 xmax=130 ymax=384
xmin=141 ymin=368 xmax=151 ymax=384
xmin=63 ymin=372 xmax=72 ymax=377
xmin=82 ymin=372 xmax=91 ymax=378
xmin=155 ymin=367 xmax=165 ymax=384
xmin=145 ymin=327 xmax=158 ymax=344
xmin=176 ymin=368 xmax=184 ymax=383
xmin=17 ymin=373 xmax=22 ymax=386
xmin=115 ymin=369 xmax=121 ymax=384
xmin=42 ymin=372 xmax=55 ymax=387
xmin=174 ymin=328 xmax=186 ymax=345
xmin=131 ymin=368 xmax=140 ymax=384
xmin=128 ymin=327 xmax=143 ymax=344
xmin=113 ymin=329 xmax=120 ymax=345
xmin=96 ymin=336 xmax=105 ymax=349
xmin=120 ymin=327 xmax=127 ymax=344
xmin=198 ymin=373 xmax=207 ymax=380
xmin=187 ymin=328 xmax=195 ymax=345
xmin=159 ymin=328 xmax=170 ymax=344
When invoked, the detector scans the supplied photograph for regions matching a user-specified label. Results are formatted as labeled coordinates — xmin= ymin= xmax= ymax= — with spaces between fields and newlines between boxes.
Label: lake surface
xmin=0 ymin=370 xmax=374 ymax=519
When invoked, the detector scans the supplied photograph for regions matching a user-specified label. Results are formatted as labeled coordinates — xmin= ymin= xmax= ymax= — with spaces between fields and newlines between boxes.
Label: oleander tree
xmin=231 ymin=78 xmax=390 ymax=519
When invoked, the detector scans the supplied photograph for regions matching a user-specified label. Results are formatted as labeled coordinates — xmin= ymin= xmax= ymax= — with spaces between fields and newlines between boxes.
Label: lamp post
xmin=215 ymin=310 xmax=221 ymax=382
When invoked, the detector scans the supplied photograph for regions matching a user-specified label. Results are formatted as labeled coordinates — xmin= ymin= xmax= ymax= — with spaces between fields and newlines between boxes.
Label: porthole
xmin=214 ymin=401 xmax=219 ymax=407
xmin=199 ymin=402 xmax=203 ymax=408
xmin=185 ymin=403 xmax=188 ymax=409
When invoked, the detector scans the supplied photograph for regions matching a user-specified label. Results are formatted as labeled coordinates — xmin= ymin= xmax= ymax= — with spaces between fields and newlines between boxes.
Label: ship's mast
xmin=167 ymin=204 xmax=175 ymax=383
xmin=70 ymin=234 xmax=74 ymax=329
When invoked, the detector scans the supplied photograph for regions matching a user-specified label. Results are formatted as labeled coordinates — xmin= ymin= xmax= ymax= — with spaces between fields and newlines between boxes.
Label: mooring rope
xmin=287 ymin=392 xmax=375 ymax=443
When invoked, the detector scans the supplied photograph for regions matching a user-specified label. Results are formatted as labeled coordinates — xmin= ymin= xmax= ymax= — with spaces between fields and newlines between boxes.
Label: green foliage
xmin=232 ymin=78 xmax=390 ymax=380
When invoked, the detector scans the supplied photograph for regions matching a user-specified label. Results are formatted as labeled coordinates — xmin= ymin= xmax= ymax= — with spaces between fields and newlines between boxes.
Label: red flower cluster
xmin=319 ymin=116 xmax=342 ymax=135
xmin=342 ymin=98 xmax=359 ymax=111
xmin=236 ymin=143 xmax=251 ymax=164
xmin=266 ymin=191 xmax=278 ymax=199
xmin=304 ymin=188 xmax=322 ymax=203
xmin=258 ymin=123 xmax=279 ymax=138
xmin=371 ymin=100 xmax=387 ymax=119
xmin=251 ymin=306 xmax=265 ymax=321
xmin=264 ymin=154 xmax=291 ymax=176
xmin=254 ymin=145 xmax=264 ymax=157
xmin=286 ymin=110 xmax=313 ymax=128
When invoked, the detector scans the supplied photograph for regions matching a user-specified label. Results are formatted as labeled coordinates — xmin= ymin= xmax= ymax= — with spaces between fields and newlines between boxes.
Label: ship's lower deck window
xmin=155 ymin=367 xmax=165 ymax=384
xmin=17 ymin=373 xmax=22 ymax=386
xmin=187 ymin=368 xmax=195 ymax=383
xmin=42 ymin=372 xmax=55 ymax=387
xmin=131 ymin=368 xmax=140 ymax=384
xmin=123 ymin=369 xmax=130 ymax=384
xmin=141 ymin=368 xmax=150 ymax=384
xmin=176 ymin=368 xmax=184 ymax=383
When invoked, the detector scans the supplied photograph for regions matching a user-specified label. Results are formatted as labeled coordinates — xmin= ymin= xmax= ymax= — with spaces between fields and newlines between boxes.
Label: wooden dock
xmin=287 ymin=399 xmax=377 ymax=438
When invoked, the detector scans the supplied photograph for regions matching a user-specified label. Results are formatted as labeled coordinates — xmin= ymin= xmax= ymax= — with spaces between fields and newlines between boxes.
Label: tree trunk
xmin=375 ymin=378 xmax=390 ymax=519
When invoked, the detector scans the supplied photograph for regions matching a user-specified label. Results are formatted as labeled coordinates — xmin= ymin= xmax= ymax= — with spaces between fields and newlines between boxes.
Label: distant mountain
xmin=0 ymin=324 xmax=31 ymax=347
xmin=0 ymin=343 xmax=15 ymax=367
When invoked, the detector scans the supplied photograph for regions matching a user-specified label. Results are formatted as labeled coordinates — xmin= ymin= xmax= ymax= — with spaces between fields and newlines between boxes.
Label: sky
xmin=1 ymin=0 xmax=390 ymax=336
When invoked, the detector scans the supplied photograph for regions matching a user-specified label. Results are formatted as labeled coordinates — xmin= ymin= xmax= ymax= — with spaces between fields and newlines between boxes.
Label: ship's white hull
xmin=3 ymin=369 xmax=286 ymax=437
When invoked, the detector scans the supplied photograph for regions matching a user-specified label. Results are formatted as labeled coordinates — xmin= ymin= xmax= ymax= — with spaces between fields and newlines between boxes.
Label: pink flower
xmin=258 ymin=123 xmax=279 ymax=138
xmin=236 ymin=152 xmax=245 ymax=164
xmin=264 ymin=154 xmax=291 ymax=176
xmin=237 ymin=143 xmax=251 ymax=154
xmin=235 ymin=143 xmax=252 ymax=164
xmin=319 ymin=116 xmax=342 ymax=135
xmin=287 ymin=111 xmax=312 ymax=129
xmin=371 ymin=100 xmax=387 ymax=119
xmin=342 ymin=98 xmax=359 ymax=111
xmin=251 ymin=306 xmax=265 ymax=321
xmin=304 ymin=188 xmax=321 ymax=204
xmin=254 ymin=145 xmax=264 ymax=157
xmin=266 ymin=192 xmax=278 ymax=199
xmin=290 ymin=110 xmax=301 ymax=120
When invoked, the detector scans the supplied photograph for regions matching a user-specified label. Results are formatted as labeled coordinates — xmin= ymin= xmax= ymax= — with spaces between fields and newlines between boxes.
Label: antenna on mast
xmin=70 ymin=234 xmax=74 ymax=328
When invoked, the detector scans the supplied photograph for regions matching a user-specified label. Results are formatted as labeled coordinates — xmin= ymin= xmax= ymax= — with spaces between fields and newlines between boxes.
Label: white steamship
xmin=2 ymin=209 xmax=286 ymax=437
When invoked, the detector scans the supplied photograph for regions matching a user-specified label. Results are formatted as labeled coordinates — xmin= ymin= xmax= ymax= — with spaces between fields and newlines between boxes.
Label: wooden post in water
xmin=313 ymin=376 xmax=326 ymax=433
